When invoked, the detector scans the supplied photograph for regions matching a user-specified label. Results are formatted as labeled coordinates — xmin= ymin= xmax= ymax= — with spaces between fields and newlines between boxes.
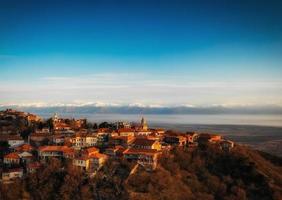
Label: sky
xmin=0 ymin=0 xmax=282 ymax=107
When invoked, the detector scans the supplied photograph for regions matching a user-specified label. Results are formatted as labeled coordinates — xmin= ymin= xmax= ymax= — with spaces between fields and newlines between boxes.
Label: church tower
xmin=141 ymin=117 xmax=148 ymax=131
xmin=52 ymin=113 xmax=59 ymax=123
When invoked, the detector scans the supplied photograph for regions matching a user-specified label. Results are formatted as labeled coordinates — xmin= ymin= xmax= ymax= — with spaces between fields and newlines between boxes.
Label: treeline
xmin=0 ymin=158 xmax=133 ymax=200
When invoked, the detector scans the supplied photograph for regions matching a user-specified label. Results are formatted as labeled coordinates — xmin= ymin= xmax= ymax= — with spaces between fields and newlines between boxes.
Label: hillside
xmin=126 ymin=144 xmax=282 ymax=200
xmin=1 ymin=143 xmax=281 ymax=200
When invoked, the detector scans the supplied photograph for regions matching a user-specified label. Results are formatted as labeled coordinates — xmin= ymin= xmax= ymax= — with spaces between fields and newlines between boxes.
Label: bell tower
xmin=141 ymin=117 xmax=148 ymax=131
xmin=52 ymin=113 xmax=59 ymax=123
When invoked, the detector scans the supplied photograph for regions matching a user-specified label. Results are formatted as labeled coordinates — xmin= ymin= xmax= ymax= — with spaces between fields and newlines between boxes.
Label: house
xmin=82 ymin=147 xmax=99 ymax=156
xmin=109 ymin=136 xmax=135 ymax=148
xmin=209 ymin=134 xmax=222 ymax=143
xmin=71 ymin=132 xmax=87 ymax=148
xmin=52 ymin=114 xmax=87 ymax=131
xmin=62 ymin=148 xmax=76 ymax=159
xmin=96 ymin=132 xmax=109 ymax=146
xmin=73 ymin=157 xmax=90 ymax=171
xmin=1 ymin=135 xmax=25 ymax=147
xmin=41 ymin=128 xmax=50 ymax=134
xmin=27 ymin=162 xmax=41 ymax=173
xmin=115 ymin=121 xmax=131 ymax=129
xmin=110 ymin=131 xmax=119 ymax=137
xmin=123 ymin=148 xmax=159 ymax=170
xmin=104 ymin=146 xmax=125 ymax=157
xmin=153 ymin=128 xmax=165 ymax=135
xmin=14 ymin=143 xmax=33 ymax=152
xmin=54 ymin=129 xmax=75 ymax=135
xmin=131 ymin=138 xmax=162 ymax=151
xmin=70 ymin=132 xmax=98 ymax=149
xmin=187 ymin=132 xmax=199 ymax=143
xmin=135 ymin=129 xmax=152 ymax=136
xmin=52 ymin=135 xmax=65 ymax=145
xmin=220 ymin=140 xmax=234 ymax=151
xmin=164 ymin=135 xmax=187 ymax=146
xmin=29 ymin=132 xmax=51 ymax=146
xmin=89 ymin=153 xmax=108 ymax=171
xmin=73 ymin=153 xmax=108 ymax=172
xmin=3 ymin=152 xmax=20 ymax=165
xmin=2 ymin=168 xmax=23 ymax=181
xmin=118 ymin=128 xmax=135 ymax=137
xmin=18 ymin=151 xmax=33 ymax=163
xmin=73 ymin=119 xmax=87 ymax=130
xmin=86 ymin=134 xmax=98 ymax=147
xmin=198 ymin=134 xmax=222 ymax=144
xmin=38 ymin=145 xmax=73 ymax=160
xmin=54 ymin=122 xmax=72 ymax=131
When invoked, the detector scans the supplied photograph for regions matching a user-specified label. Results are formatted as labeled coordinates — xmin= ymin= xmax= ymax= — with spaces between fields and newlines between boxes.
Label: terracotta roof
xmin=89 ymin=153 xmax=108 ymax=159
xmin=15 ymin=144 xmax=33 ymax=152
xmin=4 ymin=152 xmax=20 ymax=159
xmin=123 ymin=148 xmax=158 ymax=156
xmin=63 ymin=148 xmax=75 ymax=155
xmin=83 ymin=147 xmax=99 ymax=155
xmin=132 ymin=138 xmax=156 ymax=146
xmin=38 ymin=145 xmax=71 ymax=152
xmin=115 ymin=145 xmax=125 ymax=150
xmin=54 ymin=122 xmax=70 ymax=129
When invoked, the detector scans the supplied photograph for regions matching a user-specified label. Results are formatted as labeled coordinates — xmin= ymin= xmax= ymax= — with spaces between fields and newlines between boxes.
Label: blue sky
xmin=0 ymin=0 xmax=282 ymax=107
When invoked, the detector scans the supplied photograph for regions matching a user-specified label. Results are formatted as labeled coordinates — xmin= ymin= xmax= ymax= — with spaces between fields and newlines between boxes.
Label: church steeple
xmin=141 ymin=117 xmax=148 ymax=131
xmin=53 ymin=113 xmax=59 ymax=122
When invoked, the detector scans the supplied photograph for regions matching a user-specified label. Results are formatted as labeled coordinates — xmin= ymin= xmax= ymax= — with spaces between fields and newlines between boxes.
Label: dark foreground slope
xmin=1 ymin=144 xmax=282 ymax=200
xmin=127 ymin=144 xmax=282 ymax=200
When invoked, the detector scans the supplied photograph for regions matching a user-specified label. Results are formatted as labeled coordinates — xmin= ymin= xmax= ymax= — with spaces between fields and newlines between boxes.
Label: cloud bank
xmin=0 ymin=73 xmax=282 ymax=107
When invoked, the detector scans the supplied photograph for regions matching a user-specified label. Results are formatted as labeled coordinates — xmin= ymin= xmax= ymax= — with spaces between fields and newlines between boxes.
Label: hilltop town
xmin=0 ymin=109 xmax=235 ymax=180
xmin=0 ymin=109 xmax=281 ymax=200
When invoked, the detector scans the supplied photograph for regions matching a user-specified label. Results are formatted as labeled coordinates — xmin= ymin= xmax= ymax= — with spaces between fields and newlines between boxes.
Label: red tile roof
xmin=132 ymin=138 xmax=156 ymax=147
xmin=89 ymin=153 xmax=108 ymax=159
xmin=111 ymin=136 xmax=135 ymax=141
xmin=38 ymin=145 xmax=71 ymax=152
xmin=15 ymin=144 xmax=33 ymax=152
xmin=4 ymin=152 xmax=20 ymax=159
xmin=123 ymin=148 xmax=158 ymax=156
xmin=83 ymin=147 xmax=99 ymax=155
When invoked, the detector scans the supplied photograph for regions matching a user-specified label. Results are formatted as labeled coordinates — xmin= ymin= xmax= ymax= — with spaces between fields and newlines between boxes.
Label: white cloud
xmin=0 ymin=73 xmax=282 ymax=107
